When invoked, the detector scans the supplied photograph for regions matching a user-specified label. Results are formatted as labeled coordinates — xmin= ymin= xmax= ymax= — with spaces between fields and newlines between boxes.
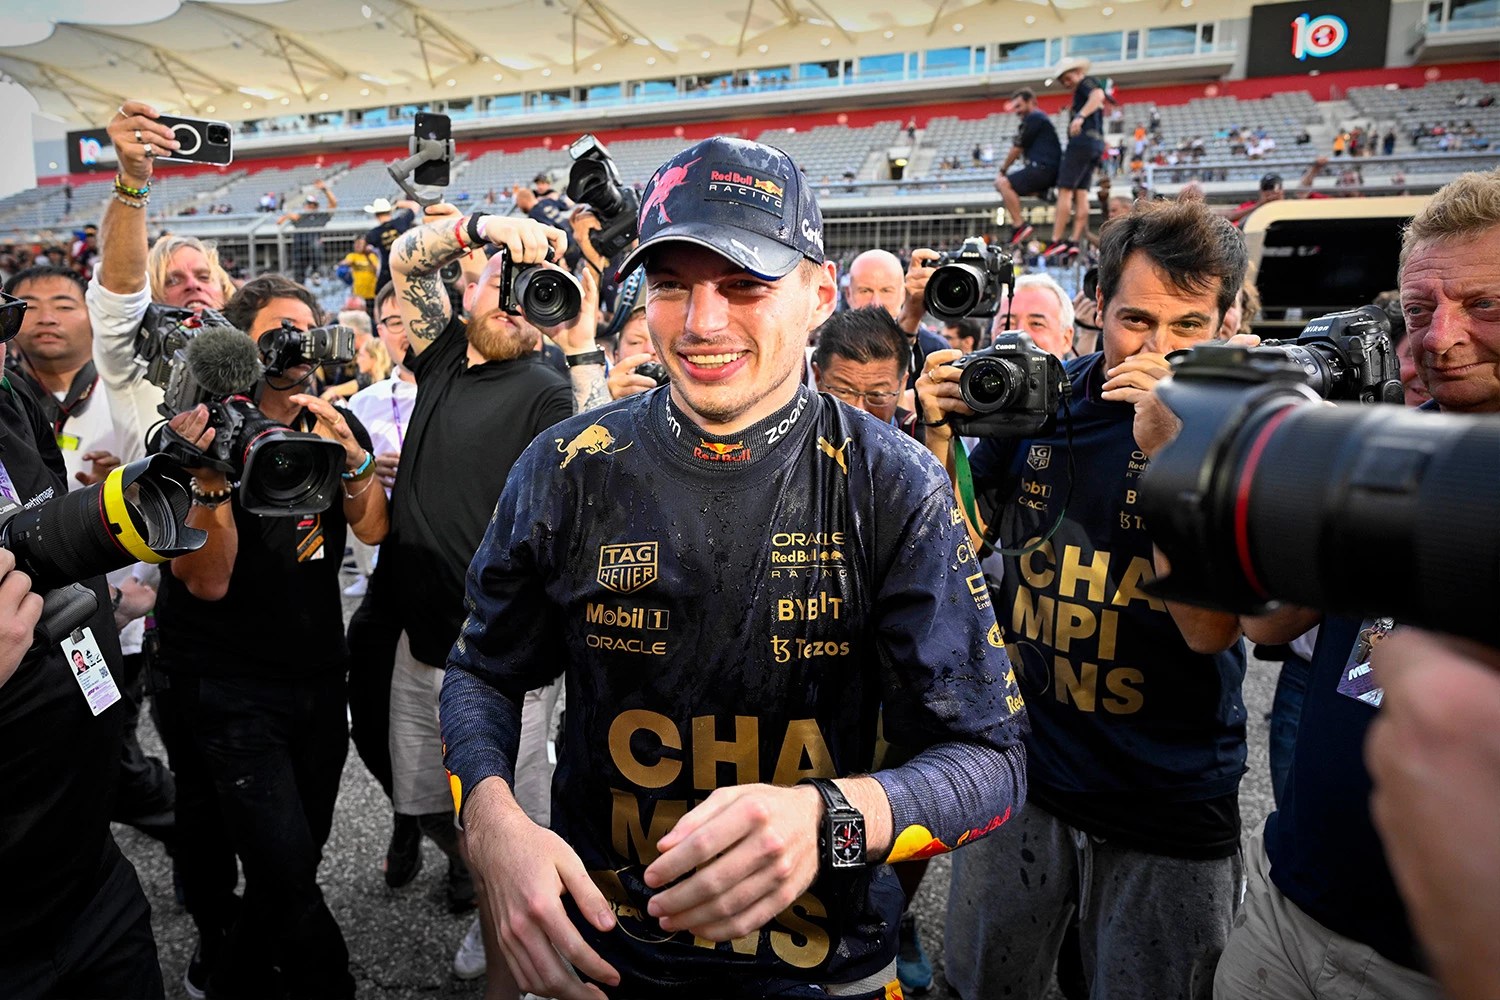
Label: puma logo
xmin=817 ymin=436 xmax=851 ymax=476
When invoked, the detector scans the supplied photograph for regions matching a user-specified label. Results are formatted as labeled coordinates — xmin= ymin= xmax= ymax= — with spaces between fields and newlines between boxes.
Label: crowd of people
xmin=0 ymin=69 xmax=1497 ymax=1000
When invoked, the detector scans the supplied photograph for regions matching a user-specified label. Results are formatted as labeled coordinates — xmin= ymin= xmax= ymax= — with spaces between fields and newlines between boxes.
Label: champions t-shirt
xmin=970 ymin=351 xmax=1247 ymax=857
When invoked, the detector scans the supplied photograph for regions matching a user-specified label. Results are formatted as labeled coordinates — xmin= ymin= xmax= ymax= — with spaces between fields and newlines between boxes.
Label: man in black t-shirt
xmin=1041 ymin=58 xmax=1109 ymax=261
xmin=0 ymin=369 xmax=162 ymax=999
xmin=277 ymin=180 xmax=338 ymax=280
xmin=996 ymin=88 xmax=1062 ymax=246
xmin=919 ymin=200 xmax=1249 ymax=1000
xmin=364 ymin=197 xmax=419 ymax=291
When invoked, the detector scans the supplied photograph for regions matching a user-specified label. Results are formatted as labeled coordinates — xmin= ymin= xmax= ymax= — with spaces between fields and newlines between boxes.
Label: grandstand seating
xmin=754 ymin=120 xmax=903 ymax=182
xmin=1346 ymin=77 xmax=1499 ymax=152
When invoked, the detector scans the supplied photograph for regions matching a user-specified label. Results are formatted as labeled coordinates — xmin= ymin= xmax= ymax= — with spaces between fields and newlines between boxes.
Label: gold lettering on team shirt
xmin=608 ymin=711 xmax=838 ymax=791
xmin=597 ymin=542 xmax=659 ymax=595
xmin=1054 ymin=657 xmax=1144 ymax=714
xmin=609 ymin=789 xmax=687 ymax=864
xmin=771 ymin=720 xmax=836 ymax=786
xmin=776 ymin=592 xmax=845 ymax=621
xmin=609 ymin=709 xmax=682 ymax=788
xmin=692 ymin=715 xmax=760 ymax=790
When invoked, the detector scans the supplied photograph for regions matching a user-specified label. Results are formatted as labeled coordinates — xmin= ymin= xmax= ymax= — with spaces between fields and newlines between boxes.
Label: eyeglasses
xmin=824 ymin=384 xmax=900 ymax=407
xmin=0 ymin=292 xmax=26 ymax=344
xmin=378 ymin=315 xmax=405 ymax=329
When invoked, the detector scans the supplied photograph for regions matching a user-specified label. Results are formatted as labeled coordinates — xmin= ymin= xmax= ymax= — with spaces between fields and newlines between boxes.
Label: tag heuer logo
xmin=597 ymin=542 xmax=658 ymax=595
xmin=1027 ymin=445 xmax=1052 ymax=471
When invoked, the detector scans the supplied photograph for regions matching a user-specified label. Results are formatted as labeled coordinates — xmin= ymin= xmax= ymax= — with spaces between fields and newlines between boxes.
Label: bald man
xmin=844 ymin=247 xmax=949 ymax=389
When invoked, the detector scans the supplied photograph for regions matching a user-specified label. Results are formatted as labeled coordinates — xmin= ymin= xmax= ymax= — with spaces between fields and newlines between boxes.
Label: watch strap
xmin=801 ymin=776 xmax=855 ymax=815
xmin=565 ymin=350 xmax=608 ymax=368
xmin=466 ymin=213 xmax=486 ymax=248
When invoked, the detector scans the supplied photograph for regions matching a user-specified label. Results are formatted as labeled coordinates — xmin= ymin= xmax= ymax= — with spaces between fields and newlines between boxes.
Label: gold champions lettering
xmin=600 ymin=710 xmax=838 ymax=966
xmin=1008 ymin=539 xmax=1164 ymax=715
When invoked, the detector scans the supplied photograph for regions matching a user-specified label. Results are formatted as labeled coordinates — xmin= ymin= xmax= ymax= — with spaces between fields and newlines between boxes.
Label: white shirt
xmin=85 ymin=275 xmax=163 ymax=464
xmin=347 ymin=374 xmax=417 ymax=499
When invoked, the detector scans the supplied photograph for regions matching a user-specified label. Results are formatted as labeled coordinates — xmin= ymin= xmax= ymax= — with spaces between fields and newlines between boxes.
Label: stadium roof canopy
xmin=0 ymin=0 xmax=1217 ymax=126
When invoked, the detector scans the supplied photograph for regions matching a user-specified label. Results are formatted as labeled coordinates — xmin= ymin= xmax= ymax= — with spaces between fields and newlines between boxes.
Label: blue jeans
xmin=1268 ymin=654 xmax=1312 ymax=807
xmin=176 ymin=671 xmax=354 ymax=1000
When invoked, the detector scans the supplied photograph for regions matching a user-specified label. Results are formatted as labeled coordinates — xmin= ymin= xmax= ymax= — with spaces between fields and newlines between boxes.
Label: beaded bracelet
xmin=114 ymin=174 xmax=150 ymax=198
xmin=341 ymin=451 xmax=374 ymax=480
xmin=113 ymin=192 xmax=149 ymax=210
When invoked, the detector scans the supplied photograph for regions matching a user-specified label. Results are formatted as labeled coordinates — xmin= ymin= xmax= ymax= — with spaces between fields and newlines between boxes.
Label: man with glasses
xmin=811 ymin=306 xmax=918 ymax=439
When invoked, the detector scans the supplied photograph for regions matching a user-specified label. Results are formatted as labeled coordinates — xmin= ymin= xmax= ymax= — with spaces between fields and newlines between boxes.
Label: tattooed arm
xmin=390 ymin=213 xmax=569 ymax=356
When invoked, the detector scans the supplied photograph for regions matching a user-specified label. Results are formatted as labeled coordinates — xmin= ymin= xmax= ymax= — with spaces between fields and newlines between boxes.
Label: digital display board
xmin=1246 ymin=0 xmax=1391 ymax=77
xmin=65 ymin=128 xmax=116 ymax=175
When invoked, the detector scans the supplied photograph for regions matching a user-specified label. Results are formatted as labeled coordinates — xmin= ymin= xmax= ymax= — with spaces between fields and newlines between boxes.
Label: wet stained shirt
xmin=441 ymin=384 xmax=1025 ymax=995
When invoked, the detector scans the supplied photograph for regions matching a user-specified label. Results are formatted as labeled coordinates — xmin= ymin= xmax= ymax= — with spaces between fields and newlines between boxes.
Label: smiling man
xmin=439 ymin=137 xmax=1026 ymax=1000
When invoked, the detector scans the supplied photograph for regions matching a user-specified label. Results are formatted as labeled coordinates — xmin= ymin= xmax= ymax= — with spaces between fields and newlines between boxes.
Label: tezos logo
xmin=1291 ymin=13 xmax=1348 ymax=61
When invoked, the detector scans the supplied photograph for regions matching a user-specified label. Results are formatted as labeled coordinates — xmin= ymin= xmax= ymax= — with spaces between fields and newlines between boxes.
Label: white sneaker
xmin=452 ymin=915 xmax=485 ymax=980
xmin=342 ymin=575 xmax=368 ymax=598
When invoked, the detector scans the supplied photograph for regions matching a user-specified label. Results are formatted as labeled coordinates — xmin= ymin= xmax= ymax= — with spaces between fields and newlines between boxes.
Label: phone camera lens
xmin=207 ymin=125 xmax=230 ymax=145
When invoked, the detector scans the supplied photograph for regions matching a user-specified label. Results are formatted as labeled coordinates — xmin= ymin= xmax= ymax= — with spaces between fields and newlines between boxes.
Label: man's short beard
xmin=465 ymin=309 xmax=536 ymax=362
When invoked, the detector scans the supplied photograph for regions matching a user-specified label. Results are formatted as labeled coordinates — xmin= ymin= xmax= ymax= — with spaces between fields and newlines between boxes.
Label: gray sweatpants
xmin=944 ymin=802 xmax=1244 ymax=1000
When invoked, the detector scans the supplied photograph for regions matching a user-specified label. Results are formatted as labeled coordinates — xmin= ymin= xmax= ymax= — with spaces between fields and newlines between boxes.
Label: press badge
xmin=1336 ymin=616 xmax=1394 ymax=707
xmin=63 ymin=627 xmax=121 ymax=716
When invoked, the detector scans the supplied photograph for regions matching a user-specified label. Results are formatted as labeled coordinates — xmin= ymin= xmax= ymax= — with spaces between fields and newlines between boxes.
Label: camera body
xmin=487 ymin=247 xmax=584 ymax=327
xmin=134 ymin=305 xmax=230 ymax=390
xmin=1254 ymin=305 xmax=1404 ymax=404
xmin=567 ymin=134 xmax=641 ymax=262
xmin=948 ymin=332 xmax=1067 ymax=438
xmin=257 ymin=319 xmax=356 ymax=378
xmin=635 ymin=361 xmax=670 ymax=387
xmin=922 ymin=238 xmax=1014 ymax=321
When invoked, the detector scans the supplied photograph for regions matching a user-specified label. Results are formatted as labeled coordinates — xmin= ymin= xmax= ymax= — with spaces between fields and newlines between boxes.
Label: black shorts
xmin=1057 ymin=138 xmax=1104 ymax=190
xmin=1003 ymin=163 xmax=1057 ymax=196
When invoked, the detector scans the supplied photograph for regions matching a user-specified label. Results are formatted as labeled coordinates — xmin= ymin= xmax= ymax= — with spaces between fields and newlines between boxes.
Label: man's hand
xmin=0 ymin=549 xmax=44 ymax=689
xmin=288 ymin=394 xmax=367 ymax=472
xmin=569 ymin=208 xmax=611 ymax=276
xmin=900 ymin=249 xmax=941 ymax=333
xmin=113 ymin=576 xmax=156 ymax=628
xmin=1366 ymin=630 xmax=1500 ymax=1000
xmin=644 ymin=783 xmax=822 ymax=942
xmin=374 ymin=451 xmax=400 ymax=492
xmin=166 ymin=406 xmax=228 ymax=490
xmin=422 ymin=201 xmax=464 ymax=222
xmin=75 ymin=450 xmax=122 ymax=487
xmin=543 ymin=266 xmax=599 ymax=356
xmin=107 ymin=101 xmax=179 ymax=187
xmin=609 ymin=353 xmax=658 ymax=400
xmin=1128 ymin=334 xmax=1260 ymax=457
xmin=1069 ymin=116 xmax=1083 ymax=138
xmin=463 ymin=777 xmax=619 ymax=1000
xmin=914 ymin=347 xmax=971 ymax=427
xmin=476 ymin=216 xmax=569 ymax=268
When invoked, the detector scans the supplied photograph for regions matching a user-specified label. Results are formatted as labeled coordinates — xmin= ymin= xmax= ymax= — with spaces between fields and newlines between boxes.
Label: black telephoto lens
xmin=925 ymin=265 xmax=983 ymax=321
xmin=515 ymin=267 xmax=583 ymax=327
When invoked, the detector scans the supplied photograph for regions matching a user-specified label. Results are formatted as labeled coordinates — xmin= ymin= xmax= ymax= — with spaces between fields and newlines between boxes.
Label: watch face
xmin=830 ymin=818 xmax=865 ymax=867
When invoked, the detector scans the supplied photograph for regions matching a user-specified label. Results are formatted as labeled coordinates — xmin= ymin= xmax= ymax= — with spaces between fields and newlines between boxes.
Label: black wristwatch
xmin=801 ymin=778 xmax=866 ymax=871
xmin=564 ymin=350 xmax=608 ymax=368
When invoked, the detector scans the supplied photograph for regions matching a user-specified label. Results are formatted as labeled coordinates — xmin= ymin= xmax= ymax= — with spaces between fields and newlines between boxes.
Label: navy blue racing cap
xmin=614 ymin=136 xmax=826 ymax=282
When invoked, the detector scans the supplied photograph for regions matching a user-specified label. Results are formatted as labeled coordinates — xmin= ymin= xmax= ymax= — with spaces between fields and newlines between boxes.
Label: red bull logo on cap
xmin=706 ymin=162 xmax=786 ymax=216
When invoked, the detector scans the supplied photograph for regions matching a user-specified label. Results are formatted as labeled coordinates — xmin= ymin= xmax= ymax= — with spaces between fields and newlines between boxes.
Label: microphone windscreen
xmin=185 ymin=325 xmax=263 ymax=396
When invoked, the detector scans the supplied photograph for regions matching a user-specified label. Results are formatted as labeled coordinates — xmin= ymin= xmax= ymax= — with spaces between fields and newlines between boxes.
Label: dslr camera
xmin=483 ymin=247 xmax=584 ymax=327
xmin=1248 ymin=305 xmax=1403 ymax=404
xmin=257 ymin=318 xmax=356 ymax=378
xmin=922 ymin=237 xmax=1014 ymax=321
xmin=947 ymin=332 xmax=1067 ymax=438
xmin=137 ymin=316 xmax=346 ymax=516
xmin=1139 ymin=340 xmax=1498 ymax=647
xmin=567 ymin=134 xmax=640 ymax=262
xmin=635 ymin=361 xmax=670 ymax=387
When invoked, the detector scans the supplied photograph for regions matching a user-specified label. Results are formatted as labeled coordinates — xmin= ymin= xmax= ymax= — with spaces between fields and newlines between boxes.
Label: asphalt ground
xmin=116 ymin=568 xmax=1281 ymax=1000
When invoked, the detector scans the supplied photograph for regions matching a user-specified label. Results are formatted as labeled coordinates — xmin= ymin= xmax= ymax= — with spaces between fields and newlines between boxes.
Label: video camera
xmin=947 ymin=332 xmax=1069 ymax=438
xmin=922 ymin=238 xmax=1015 ymax=321
xmin=1250 ymin=305 xmax=1404 ymax=404
xmin=136 ymin=313 xmax=345 ymax=516
xmin=567 ymin=134 xmax=640 ymax=262
xmin=1138 ymin=342 xmax=1498 ymax=646
xmin=0 ymin=455 xmax=205 ymax=642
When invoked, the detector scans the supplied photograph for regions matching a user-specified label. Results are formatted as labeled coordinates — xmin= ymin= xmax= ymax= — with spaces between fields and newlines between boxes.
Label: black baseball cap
xmin=614 ymin=136 xmax=825 ymax=282
xmin=1260 ymin=173 xmax=1284 ymax=191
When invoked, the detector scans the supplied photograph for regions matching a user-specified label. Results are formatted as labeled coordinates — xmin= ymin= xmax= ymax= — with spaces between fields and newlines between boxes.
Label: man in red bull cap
xmin=440 ymin=136 xmax=1028 ymax=999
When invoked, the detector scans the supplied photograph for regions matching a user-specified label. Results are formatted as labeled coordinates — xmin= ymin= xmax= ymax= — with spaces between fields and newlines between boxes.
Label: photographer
xmin=993 ymin=273 xmax=1076 ymax=360
xmin=919 ymin=200 xmax=1249 ymax=1000
xmin=1210 ymin=168 xmax=1500 ymax=1000
xmin=386 ymin=208 xmax=581 ymax=984
xmin=154 ymin=274 xmax=386 ymax=1000
xmin=0 ymin=333 xmax=162 ymax=998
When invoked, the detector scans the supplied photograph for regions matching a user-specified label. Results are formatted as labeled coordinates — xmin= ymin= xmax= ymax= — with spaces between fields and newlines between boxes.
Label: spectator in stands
xmin=923 ymin=199 xmax=1250 ymax=1000
xmin=1383 ymin=128 xmax=1397 ymax=156
xmin=1227 ymin=160 xmax=1329 ymax=227
xmin=341 ymin=237 xmax=380 ymax=318
xmin=996 ymin=88 xmax=1062 ymax=247
xmin=278 ymin=181 xmax=338 ymax=280
xmin=1333 ymin=130 xmax=1349 ymax=156
xmin=363 ymin=197 xmax=419 ymax=292
xmin=844 ymin=248 xmax=946 ymax=389
xmin=992 ymin=272 xmax=1076 ymax=359
xmin=1042 ymin=57 xmax=1109 ymax=261
xmin=1214 ymin=168 xmax=1500 ymax=1000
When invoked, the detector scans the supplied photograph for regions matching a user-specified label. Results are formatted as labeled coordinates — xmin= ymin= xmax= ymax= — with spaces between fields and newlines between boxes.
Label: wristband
xmin=190 ymin=481 xmax=233 ymax=508
xmin=466 ymin=213 xmax=487 ymax=248
xmin=453 ymin=217 xmax=469 ymax=251
xmin=114 ymin=174 xmax=150 ymax=197
xmin=341 ymin=451 xmax=375 ymax=480
xmin=564 ymin=350 xmax=607 ymax=368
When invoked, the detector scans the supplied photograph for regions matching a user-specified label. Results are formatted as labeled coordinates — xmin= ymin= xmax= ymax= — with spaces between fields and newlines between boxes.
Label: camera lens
xmin=515 ymin=267 xmax=583 ymax=327
xmin=239 ymin=434 xmax=344 ymax=516
xmin=960 ymin=357 xmax=1024 ymax=413
xmin=206 ymin=124 xmax=230 ymax=145
xmin=925 ymin=263 xmax=983 ymax=321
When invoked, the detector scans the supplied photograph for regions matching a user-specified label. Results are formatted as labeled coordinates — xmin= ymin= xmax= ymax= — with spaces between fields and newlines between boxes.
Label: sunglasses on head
xmin=0 ymin=291 xmax=26 ymax=344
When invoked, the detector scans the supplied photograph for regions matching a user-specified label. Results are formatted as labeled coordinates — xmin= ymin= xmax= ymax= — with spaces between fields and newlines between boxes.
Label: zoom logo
xmin=1291 ymin=13 xmax=1348 ymax=60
